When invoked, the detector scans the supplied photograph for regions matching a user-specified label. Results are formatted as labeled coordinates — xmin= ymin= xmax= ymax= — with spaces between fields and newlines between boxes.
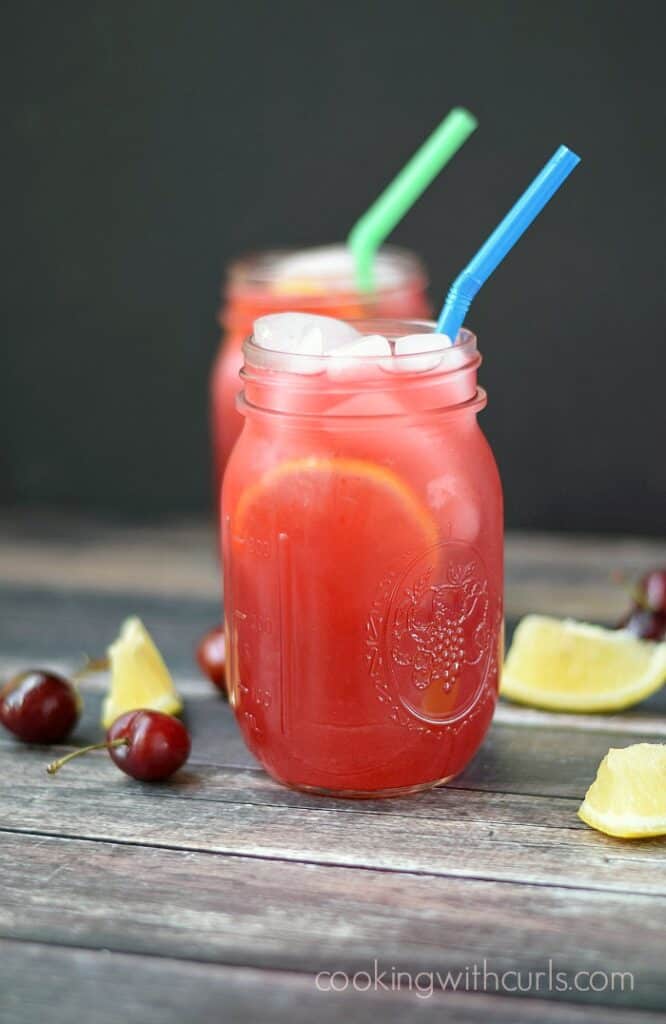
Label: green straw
xmin=347 ymin=107 xmax=477 ymax=291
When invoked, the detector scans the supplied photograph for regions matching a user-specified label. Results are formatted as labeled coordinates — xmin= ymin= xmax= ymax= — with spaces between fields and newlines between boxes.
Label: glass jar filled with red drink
xmin=222 ymin=317 xmax=503 ymax=797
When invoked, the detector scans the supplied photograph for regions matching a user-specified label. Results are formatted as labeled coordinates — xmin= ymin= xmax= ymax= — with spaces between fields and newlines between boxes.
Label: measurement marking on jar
xmin=278 ymin=532 xmax=292 ymax=737
xmin=223 ymin=514 xmax=238 ymax=704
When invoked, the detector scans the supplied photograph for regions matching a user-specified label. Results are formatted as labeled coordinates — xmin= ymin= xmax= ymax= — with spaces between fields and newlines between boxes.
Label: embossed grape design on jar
xmin=222 ymin=319 xmax=503 ymax=797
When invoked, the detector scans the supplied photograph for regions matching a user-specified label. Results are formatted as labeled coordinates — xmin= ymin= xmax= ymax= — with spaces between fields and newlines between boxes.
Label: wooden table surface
xmin=1 ymin=517 xmax=665 ymax=1023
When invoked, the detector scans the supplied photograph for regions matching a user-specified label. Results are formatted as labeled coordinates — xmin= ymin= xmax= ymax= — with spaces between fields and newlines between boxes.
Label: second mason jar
xmin=222 ymin=319 xmax=503 ymax=797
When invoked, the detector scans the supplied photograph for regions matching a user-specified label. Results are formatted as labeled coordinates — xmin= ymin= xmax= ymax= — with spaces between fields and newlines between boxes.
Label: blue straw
xmin=436 ymin=144 xmax=581 ymax=341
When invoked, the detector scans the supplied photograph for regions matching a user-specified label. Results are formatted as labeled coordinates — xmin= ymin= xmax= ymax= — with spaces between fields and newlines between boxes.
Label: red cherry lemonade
xmin=222 ymin=318 xmax=503 ymax=797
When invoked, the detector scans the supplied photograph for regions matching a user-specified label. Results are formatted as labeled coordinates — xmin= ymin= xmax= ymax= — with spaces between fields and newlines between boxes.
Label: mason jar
xmin=222 ymin=319 xmax=503 ymax=797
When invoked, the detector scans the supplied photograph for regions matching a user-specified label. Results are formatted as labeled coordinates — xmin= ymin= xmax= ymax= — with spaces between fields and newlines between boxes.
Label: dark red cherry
xmin=107 ymin=710 xmax=191 ymax=780
xmin=618 ymin=607 xmax=666 ymax=641
xmin=196 ymin=626 xmax=226 ymax=694
xmin=47 ymin=709 xmax=190 ymax=782
xmin=0 ymin=670 xmax=81 ymax=743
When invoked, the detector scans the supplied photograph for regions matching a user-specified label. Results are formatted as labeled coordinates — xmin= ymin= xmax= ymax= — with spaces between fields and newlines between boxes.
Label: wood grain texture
xmin=2 ymin=732 xmax=666 ymax=897
xmin=0 ymin=585 xmax=221 ymax=676
xmin=2 ymin=520 xmax=666 ymax=1020
xmin=1 ymin=833 xmax=663 ymax=1011
xmin=0 ymin=517 xmax=220 ymax=599
xmin=3 ymin=941 xmax=659 ymax=1024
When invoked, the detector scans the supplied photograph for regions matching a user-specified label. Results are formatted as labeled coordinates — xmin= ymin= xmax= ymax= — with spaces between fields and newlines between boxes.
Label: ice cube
xmin=427 ymin=473 xmax=481 ymax=542
xmin=254 ymin=313 xmax=360 ymax=353
xmin=253 ymin=313 xmax=360 ymax=374
xmin=327 ymin=334 xmax=392 ymax=379
xmin=384 ymin=333 xmax=452 ymax=373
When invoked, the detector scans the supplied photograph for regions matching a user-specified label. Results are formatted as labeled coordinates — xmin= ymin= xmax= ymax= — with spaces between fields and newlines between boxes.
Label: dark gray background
xmin=2 ymin=0 xmax=664 ymax=533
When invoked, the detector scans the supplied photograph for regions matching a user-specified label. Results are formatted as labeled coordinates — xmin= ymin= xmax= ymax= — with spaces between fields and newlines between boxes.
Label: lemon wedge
xmin=578 ymin=744 xmax=666 ymax=838
xmin=502 ymin=615 xmax=666 ymax=712
xmin=101 ymin=617 xmax=183 ymax=728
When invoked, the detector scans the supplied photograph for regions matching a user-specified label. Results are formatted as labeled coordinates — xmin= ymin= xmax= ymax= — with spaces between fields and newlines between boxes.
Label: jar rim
xmin=227 ymin=243 xmax=427 ymax=297
xmin=243 ymin=320 xmax=477 ymax=373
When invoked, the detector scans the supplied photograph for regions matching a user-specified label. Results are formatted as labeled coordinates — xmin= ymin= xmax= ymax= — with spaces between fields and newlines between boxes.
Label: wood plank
xmin=3 ymin=743 xmax=585 ymax=827
xmin=0 ymin=833 xmax=663 ymax=1012
xmin=0 ymin=517 xmax=220 ymax=599
xmin=456 ymin=717 xmax=666 ymax=798
xmin=505 ymin=533 xmax=666 ymax=621
xmin=2 ymin=940 xmax=657 ymax=1024
xmin=0 ymin=585 xmax=221 ymax=676
xmin=2 ymin=747 xmax=666 ymax=897
xmin=494 ymin=702 xmax=666 ymax=737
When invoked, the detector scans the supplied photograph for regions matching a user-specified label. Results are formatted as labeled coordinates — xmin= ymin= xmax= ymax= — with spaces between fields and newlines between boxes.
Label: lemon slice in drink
xmin=502 ymin=615 xmax=666 ymax=712
xmin=578 ymin=744 xmax=666 ymax=838
xmin=235 ymin=456 xmax=438 ymax=550
xmin=101 ymin=617 xmax=183 ymax=728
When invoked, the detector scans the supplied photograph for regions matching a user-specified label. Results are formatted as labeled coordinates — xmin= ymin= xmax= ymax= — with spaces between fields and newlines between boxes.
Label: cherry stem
xmin=46 ymin=737 xmax=129 ymax=776
xmin=71 ymin=655 xmax=110 ymax=682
